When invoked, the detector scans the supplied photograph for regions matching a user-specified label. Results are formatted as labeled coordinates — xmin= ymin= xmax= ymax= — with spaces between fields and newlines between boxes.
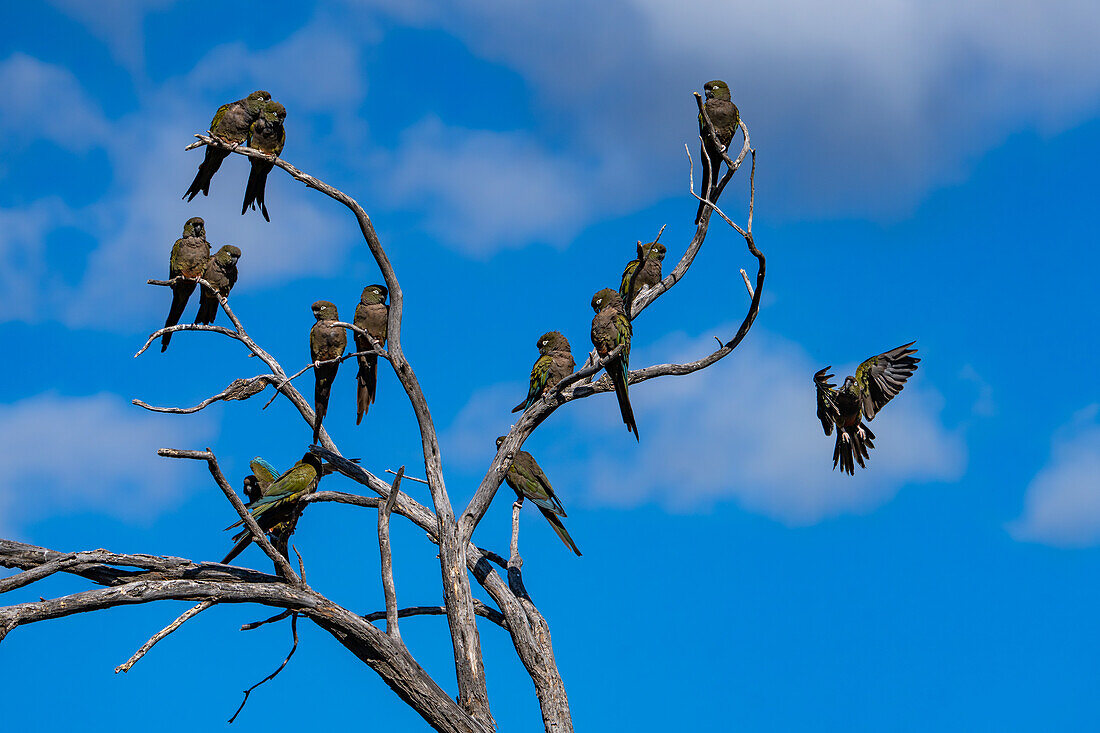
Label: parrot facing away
xmin=512 ymin=331 xmax=575 ymax=413
xmin=590 ymin=288 xmax=638 ymax=440
xmin=194 ymin=245 xmax=240 ymax=325
xmin=241 ymin=100 xmax=287 ymax=222
xmin=184 ymin=90 xmax=271 ymax=202
xmin=695 ymin=80 xmax=740 ymax=224
xmin=221 ymin=452 xmax=323 ymax=565
xmin=353 ymin=284 xmax=388 ymax=424
xmin=496 ymin=437 xmax=581 ymax=556
xmin=619 ymin=239 xmax=667 ymax=317
xmin=160 ymin=217 xmax=210 ymax=352
xmin=310 ymin=300 xmax=347 ymax=444
xmin=814 ymin=342 xmax=920 ymax=474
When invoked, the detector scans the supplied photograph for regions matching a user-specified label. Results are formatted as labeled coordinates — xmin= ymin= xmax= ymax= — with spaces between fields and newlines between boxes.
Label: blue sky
xmin=2 ymin=1 xmax=1099 ymax=730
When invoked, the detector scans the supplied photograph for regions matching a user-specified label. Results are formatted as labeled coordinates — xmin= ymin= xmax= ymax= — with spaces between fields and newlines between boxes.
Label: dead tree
xmin=0 ymin=92 xmax=764 ymax=732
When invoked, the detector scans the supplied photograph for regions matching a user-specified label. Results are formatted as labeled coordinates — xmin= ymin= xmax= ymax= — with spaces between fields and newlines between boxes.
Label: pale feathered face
xmin=312 ymin=300 xmax=339 ymax=321
xmin=360 ymin=284 xmax=388 ymax=305
xmin=704 ymin=80 xmax=731 ymax=101
xmin=183 ymin=217 xmax=205 ymax=239
xmin=536 ymin=331 xmax=569 ymax=353
xmin=591 ymin=288 xmax=622 ymax=313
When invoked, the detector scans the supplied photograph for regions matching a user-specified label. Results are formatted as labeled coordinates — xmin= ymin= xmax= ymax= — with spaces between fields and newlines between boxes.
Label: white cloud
xmin=444 ymin=329 xmax=966 ymax=524
xmin=382 ymin=118 xmax=596 ymax=255
xmin=1009 ymin=406 xmax=1100 ymax=547
xmin=0 ymin=392 xmax=216 ymax=535
xmin=0 ymin=53 xmax=110 ymax=152
xmin=355 ymin=0 xmax=1100 ymax=218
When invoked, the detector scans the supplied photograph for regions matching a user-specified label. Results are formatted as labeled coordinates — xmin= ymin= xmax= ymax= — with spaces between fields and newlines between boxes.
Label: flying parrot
xmin=814 ymin=342 xmax=920 ymax=474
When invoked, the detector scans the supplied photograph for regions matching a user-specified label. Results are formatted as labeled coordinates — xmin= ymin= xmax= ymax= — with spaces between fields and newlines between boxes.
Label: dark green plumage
xmin=590 ymin=288 xmax=638 ymax=439
xmin=353 ymin=284 xmax=388 ymax=424
xmin=619 ymin=240 xmax=666 ymax=317
xmin=695 ymin=80 xmax=740 ymax=224
xmin=496 ymin=437 xmax=581 ymax=556
xmin=242 ymin=100 xmax=287 ymax=222
xmin=194 ymin=245 xmax=240 ymax=325
xmin=161 ymin=217 xmax=210 ymax=352
xmin=222 ymin=452 xmax=323 ymax=564
xmin=814 ymin=342 xmax=919 ymax=474
xmin=184 ymin=90 xmax=271 ymax=202
xmin=310 ymin=300 xmax=347 ymax=444
xmin=512 ymin=331 xmax=575 ymax=413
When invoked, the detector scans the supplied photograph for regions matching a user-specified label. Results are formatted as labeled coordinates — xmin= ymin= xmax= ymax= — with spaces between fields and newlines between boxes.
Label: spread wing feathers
xmin=249 ymin=457 xmax=281 ymax=487
xmin=855 ymin=342 xmax=919 ymax=420
xmin=814 ymin=367 xmax=840 ymax=436
xmin=512 ymin=354 xmax=553 ymax=413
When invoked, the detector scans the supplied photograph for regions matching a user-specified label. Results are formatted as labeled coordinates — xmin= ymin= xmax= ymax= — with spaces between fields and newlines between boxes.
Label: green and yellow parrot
xmin=695 ymin=80 xmax=740 ymax=224
xmin=512 ymin=331 xmax=575 ymax=413
xmin=241 ymin=100 xmax=287 ymax=222
xmin=222 ymin=452 xmax=323 ymax=564
xmin=496 ymin=437 xmax=581 ymax=556
xmin=353 ymin=284 xmax=388 ymax=424
xmin=619 ymin=239 xmax=667 ymax=317
xmin=194 ymin=245 xmax=240 ymax=325
xmin=310 ymin=300 xmax=347 ymax=444
xmin=184 ymin=90 xmax=271 ymax=202
xmin=814 ymin=342 xmax=919 ymax=474
xmin=160 ymin=217 xmax=210 ymax=352
xmin=590 ymin=288 xmax=638 ymax=440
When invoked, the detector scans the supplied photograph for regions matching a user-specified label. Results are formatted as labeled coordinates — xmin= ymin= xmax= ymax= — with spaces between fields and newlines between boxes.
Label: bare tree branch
xmin=363 ymin=603 xmax=509 ymax=630
xmin=380 ymin=467 xmax=405 ymax=640
xmin=115 ymin=599 xmax=215 ymax=673
xmin=229 ymin=613 xmax=299 ymax=724
xmin=133 ymin=376 xmax=274 ymax=414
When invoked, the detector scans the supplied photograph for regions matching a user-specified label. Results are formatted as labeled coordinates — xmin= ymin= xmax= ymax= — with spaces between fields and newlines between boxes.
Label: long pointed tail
xmin=221 ymin=529 xmax=252 ymax=565
xmin=832 ymin=423 xmax=876 ymax=475
xmin=242 ymin=159 xmax=274 ymax=221
xmin=161 ymin=282 xmax=195 ymax=352
xmin=538 ymin=506 xmax=582 ymax=556
xmin=314 ymin=364 xmax=336 ymax=443
xmin=183 ymin=147 xmax=229 ymax=201
xmin=609 ymin=356 xmax=639 ymax=440
xmin=193 ymin=287 xmax=217 ymax=325
xmin=356 ymin=354 xmax=377 ymax=425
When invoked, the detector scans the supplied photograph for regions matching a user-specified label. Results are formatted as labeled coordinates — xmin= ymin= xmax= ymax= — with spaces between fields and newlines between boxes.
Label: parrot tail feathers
xmin=221 ymin=531 xmax=252 ymax=565
xmin=161 ymin=282 xmax=195 ymax=352
xmin=538 ymin=506 xmax=582 ymax=556
xmin=184 ymin=146 xmax=228 ymax=202
xmin=355 ymin=354 xmax=377 ymax=425
xmin=833 ymin=423 xmax=875 ymax=475
xmin=314 ymin=365 xmax=336 ymax=444
xmin=242 ymin=160 xmax=273 ymax=221
xmin=610 ymin=358 xmax=639 ymax=440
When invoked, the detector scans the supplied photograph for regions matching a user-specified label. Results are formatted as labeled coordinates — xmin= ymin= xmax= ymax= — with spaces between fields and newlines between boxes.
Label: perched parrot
xmin=619 ymin=239 xmax=667 ymax=317
xmin=241 ymin=100 xmax=287 ymax=222
xmin=695 ymin=80 xmax=740 ymax=224
xmin=814 ymin=342 xmax=920 ymax=475
xmin=160 ymin=217 xmax=210 ymax=352
xmin=221 ymin=452 xmax=323 ymax=565
xmin=512 ymin=331 xmax=575 ymax=413
xmin=310 ymin=300 xmax=347 ymax=444
xmin=184 ymin=90 xmax=271 ymax=202
xmin=496 ymin=437 xmax=581 ymax=556
xmin=241 ymin=456 xmax=281 ymax=504
xmin=353 ymin=284 xmax=388 ymax=424
xmin=590 ymin=288 xmax=638 ymax=440
xmin=194 ymin=245 xmax=241 ymax=325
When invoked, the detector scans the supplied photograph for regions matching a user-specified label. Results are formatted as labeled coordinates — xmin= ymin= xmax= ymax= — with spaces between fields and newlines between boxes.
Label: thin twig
xmin=386 ymin=468 xmax=429 ymax=485
xmin=115 ymin=599 xmax=215 ymax=673
xmin=379 ymin=467 xmax=404 ymax=640
xmin=133 ymin=376 xmax=273 ymax=414
xmin=260 ymin=349 xmax=383 ymax=410
xmin=241 ymin=609 xmax=292 ymax=631
xmin=228 ymin=613 xmax=299 ymax=724
xmin=363 ymin=602 xmax=508 ymax=630
xmin=740 ymin=269 xmax=754 ymax=298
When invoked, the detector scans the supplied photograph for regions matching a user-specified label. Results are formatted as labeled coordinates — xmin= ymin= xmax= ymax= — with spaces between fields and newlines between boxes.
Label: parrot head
xmin=263 ymin=100 xmax=287 ymax=122
xmin=644 ymin=242 xmax=667 ymax=262
xmin=591 ymin=288 xmax=623 ymax=313
xmin=299 ymin=451 xmax=325 ymax=474
xmin=311 ymin=300 xmax=339 ymax=321
xmin=841 ymin=375 xmax=860 ymax=397
xmin=183 ymin=217 xmax=206 ymax=239
xmin=245 ymin=90 xmax=272 ymax=115
xmin=360 ymin=284 xmax=388 ymax=305
xmin=536 ymin=331 xmax=570 ymax=353
xmin=242 ymin=475 xmax=262 ymax=504
xmin=704 ymin=80 xmax=731 ymax=101
xmin=215 ymin=245 xmax=242 ymax=265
